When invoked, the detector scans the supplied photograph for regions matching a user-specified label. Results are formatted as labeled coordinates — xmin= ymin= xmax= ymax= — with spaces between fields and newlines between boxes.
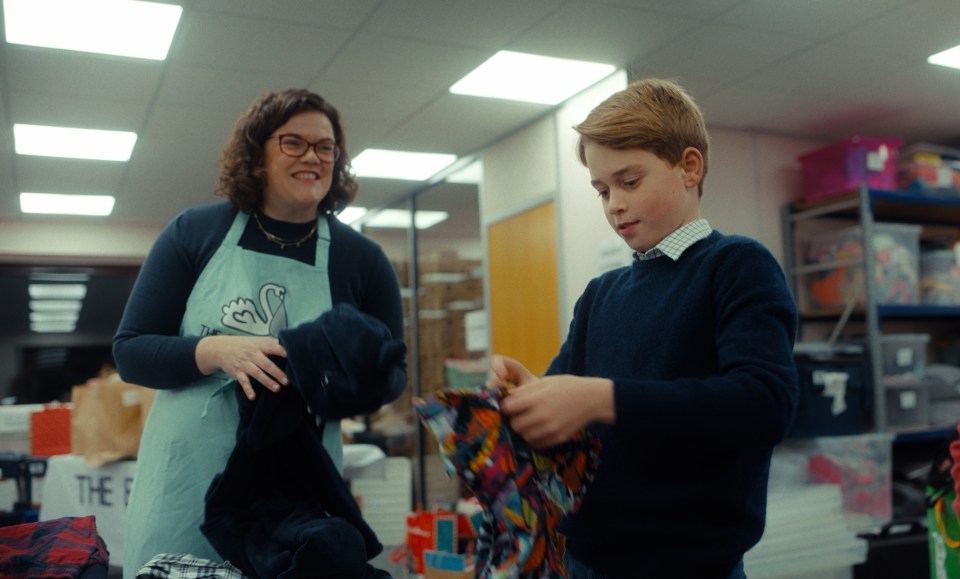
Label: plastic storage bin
xmin=798 ymin=136 xmax=902 ymax=201
xmin=884 ymin=381 xmax=930 ymax=430
xmin=806 ymin=433 xmax=894 ymax=531
xmin=801 ymin=223 xmax=922 ymax=309
xmin=879 ymin=333 xmax=929 ymax=383
xmin=920 ymin=248 xmax=960 ymax=305
xmin=898 ymin=142 xmax=960 ymax=194
xmin=790 ymin=343 xmax=870 ymax=437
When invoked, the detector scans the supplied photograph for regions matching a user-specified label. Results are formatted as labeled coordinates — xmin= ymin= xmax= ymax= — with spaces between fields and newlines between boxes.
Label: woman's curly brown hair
xmin=216 ymin=88 xmax=358 ymax=214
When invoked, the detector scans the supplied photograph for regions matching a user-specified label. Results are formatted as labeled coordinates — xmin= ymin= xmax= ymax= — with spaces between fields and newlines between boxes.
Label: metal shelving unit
xmin=783 ymin=186 xmax=960 ymax=434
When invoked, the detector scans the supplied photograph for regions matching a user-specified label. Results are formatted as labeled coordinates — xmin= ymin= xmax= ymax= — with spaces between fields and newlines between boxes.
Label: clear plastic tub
xmin=879 ymin=333 xmax=929 ymax=382
xmin=801 ymin=223 xmax=921 ymax=309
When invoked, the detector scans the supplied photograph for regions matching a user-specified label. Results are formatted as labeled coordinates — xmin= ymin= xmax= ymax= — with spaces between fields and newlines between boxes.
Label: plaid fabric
xmin=634 ymin=218 xmax=712 ymax=261
xmin=415 ymin=386 xmax=601 ymax=579
xmin=0 ymin=515 xmax=109 ymax=579
xmin=136 ymin=553 xmax=246 ymax=579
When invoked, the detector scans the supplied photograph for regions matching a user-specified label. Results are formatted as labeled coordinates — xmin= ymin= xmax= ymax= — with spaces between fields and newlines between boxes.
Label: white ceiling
xmin=2 ymin=0 xmax=960 ymax=339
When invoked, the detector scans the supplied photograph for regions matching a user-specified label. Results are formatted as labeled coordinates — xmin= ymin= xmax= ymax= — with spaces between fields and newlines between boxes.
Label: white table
xmin=38 ymin=444 xmax=387 ymax=568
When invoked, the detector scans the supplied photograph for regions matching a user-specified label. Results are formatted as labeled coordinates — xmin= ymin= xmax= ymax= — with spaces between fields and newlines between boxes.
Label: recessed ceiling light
xmin=14 ymin=124 xmax=137 ymax=161
xmin=446 ymin=160 xmax=483 ymax=184
xmin=450 ymin=50 xmax=616 ymax=105
xmin=364 ymin=209 xmax=449 ymax=229
xmin=30 ymin=299 xmax=84 ymax=312
xmin=3 ymin=0 xmax=183 ymax=60
xmin=929 ymin=44 xmax=960 ymax=70
xmin=337 ymin=206 xmax=368 ymax=226
xmin=30 ymin=320 xmax=78 ymax=333
xmin=29 ymin=272 xmax=92 ymax=283
xmin=21 ymin=192 xmax=116 ymax=216
xmin=352 ymin=149 xmax=458 ymax=181
xmin=30 ymin=311 xmax=80 ymax=323
xmin=28 ymin=283 xmax=88 ymax=300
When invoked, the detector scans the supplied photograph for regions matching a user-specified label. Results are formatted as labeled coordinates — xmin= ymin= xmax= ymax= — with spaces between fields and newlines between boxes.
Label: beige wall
xmin=0 ymin=218 xmax=161 ymax=264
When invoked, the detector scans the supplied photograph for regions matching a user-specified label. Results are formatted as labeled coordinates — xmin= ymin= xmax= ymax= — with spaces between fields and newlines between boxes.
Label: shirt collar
xmin=634 ymin=218 xmax=713 ymax=262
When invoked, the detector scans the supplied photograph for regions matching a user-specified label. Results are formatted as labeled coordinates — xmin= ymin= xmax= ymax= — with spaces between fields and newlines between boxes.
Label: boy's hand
xmin=486 ymin=354 xmax=536 ymax=388
xmin=501 ymin=375 xmax=614 ymax=449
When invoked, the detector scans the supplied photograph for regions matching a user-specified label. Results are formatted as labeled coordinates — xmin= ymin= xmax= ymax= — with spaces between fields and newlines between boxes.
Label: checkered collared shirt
xmin=634 ymin=218 xmax=713 ymax=262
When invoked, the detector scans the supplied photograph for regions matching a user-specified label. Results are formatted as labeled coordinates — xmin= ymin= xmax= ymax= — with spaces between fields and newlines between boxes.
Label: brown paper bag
xmin=71 ymin=372 xmax=154 ymax=467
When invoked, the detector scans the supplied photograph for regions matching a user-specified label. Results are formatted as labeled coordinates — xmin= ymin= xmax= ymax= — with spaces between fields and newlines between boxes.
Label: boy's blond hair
xmin=574 ymin=78 xmax=710 ymax=197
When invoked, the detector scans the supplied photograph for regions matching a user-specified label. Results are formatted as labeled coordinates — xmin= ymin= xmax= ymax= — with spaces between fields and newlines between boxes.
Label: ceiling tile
xmin=385 ymin=92 xmax=549 ymax=155
xmin=365 ymin=0 xmax=564 ymax=48
xmin=739 ymin=43 xmax=916 ymax=98
xmin=14 ymin=156 xmax=127 ymax=196
xmin=835 ymin=0 xmax=960 ymax=58
xmin=7 ymin=91 xmax=149 ymax=131
xmin=4 ymin=46 xmax=164 ymax=101
xmin=513 ymin=1 xmax=702 ymax=65
xmin=638 ymin=22 xmax=813 ymax=84
xmin=718 ymin=0 xmax=920 ymax=40
xmin=319 ymin=33 xmax=489 ymax=91
xmin=169 ymin=9 xmax=349 ymax=76
xmin=192 ymin=0 xmax=379 ymax=29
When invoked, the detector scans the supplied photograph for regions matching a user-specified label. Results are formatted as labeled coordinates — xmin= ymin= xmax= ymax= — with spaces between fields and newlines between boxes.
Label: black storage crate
xmin=789 ymin=344 xmax=872 ymax=438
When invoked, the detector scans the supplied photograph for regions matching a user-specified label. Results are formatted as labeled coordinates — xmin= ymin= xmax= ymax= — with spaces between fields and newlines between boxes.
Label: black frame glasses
xmin=271 ymin=133 xmax=341 ymax=162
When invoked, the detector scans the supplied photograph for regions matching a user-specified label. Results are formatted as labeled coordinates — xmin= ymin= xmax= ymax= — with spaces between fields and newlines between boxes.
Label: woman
xmin=114 ymin=89 xmax=407 ymax=577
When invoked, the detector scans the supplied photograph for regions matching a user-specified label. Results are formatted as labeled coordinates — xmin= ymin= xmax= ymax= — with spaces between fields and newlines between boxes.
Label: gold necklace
xmin=252 ymin=211 xmax=318 ymax=249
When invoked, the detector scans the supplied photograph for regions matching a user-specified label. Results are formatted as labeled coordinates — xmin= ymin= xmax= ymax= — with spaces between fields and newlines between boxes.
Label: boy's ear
xmin=680 ymin=147 xmax=704 ymax=188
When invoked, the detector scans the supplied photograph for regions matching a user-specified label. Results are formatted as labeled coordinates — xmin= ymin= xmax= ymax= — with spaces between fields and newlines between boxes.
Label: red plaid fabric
xmin=0 ymin=515 xmax=109 ymax=578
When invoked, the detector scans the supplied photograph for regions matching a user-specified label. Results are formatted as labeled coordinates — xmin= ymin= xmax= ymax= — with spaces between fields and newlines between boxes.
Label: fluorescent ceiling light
xmin=29 ymin=283 xmax=88 ymax=300
xmin=21 ymin=193 xmax=116 ymax=216
xmin=30 ymin=311 xmax=80 ymax=323
xmin=3 ymin=0 xmax=182 ymax=60
xmin=337 ymin=205 xmax=367 ymax=231
xmin=29 ymin=272 xmax=92 ymax=283
xmin=450 ymin=50 xmax=616 ymax=105
xmin=446 ymin=160 xmax=483 ymax=184
xmin=14 ymin=124 xmax=137 ymax=161
xmin=929 ymin=44 xmax=960 ymax=70
xmin=353 ymin=149 xmax=458 ymax=181
xmin=31 ymin=321 xmax=77 ymax=333
xmin=365 ymin=209 xmax=449 ymax=229
xmin=30 ymin=299 xmax=84 ymax=312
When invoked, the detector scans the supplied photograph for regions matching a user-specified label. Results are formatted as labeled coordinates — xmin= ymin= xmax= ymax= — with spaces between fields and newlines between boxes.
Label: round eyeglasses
xmin=271 ymin=134 xmax=341 ymax=162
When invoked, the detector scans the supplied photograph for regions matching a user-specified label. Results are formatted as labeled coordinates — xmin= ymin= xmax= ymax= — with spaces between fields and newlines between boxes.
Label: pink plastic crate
xmin=798 ymin=137 xmax=902 ymax=201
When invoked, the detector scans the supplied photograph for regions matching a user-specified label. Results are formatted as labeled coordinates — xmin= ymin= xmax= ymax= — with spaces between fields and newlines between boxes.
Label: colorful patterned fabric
xmin=0 ymin=515 xmax=109 ymax=579
xmin=415 ymin=386 xmax=601 ymax=579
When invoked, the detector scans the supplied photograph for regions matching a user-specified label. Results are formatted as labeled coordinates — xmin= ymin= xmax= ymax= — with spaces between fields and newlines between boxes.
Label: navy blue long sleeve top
xmin=113 ymin=201 xmax=407 ymax=404
xmin=551 ymin=231 xmax=798 ymax=578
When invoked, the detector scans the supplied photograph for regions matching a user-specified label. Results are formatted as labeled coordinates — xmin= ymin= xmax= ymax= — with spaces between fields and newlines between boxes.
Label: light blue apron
xmin=123 ymin=212 xmax=341 ymax=578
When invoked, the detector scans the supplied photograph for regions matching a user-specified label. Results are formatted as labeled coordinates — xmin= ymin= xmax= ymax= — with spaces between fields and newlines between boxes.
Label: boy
xmin=488 ymin=78 xmax=798 ymax=578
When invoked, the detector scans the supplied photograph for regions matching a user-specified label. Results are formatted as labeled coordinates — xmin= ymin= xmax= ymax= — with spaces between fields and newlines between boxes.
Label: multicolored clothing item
xmin=415 ymin=386 xmax=601 ymax=579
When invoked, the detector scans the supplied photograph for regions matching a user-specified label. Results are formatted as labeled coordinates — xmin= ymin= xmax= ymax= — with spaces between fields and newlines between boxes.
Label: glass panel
xmin=414 ymin=176 xmax=485 ymax=508
xmin=350 ymin=199 xmax=417 ymax=464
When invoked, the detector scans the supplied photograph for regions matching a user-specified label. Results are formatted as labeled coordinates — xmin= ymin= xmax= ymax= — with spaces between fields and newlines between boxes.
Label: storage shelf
xmin=784 ymin=186 xmax=960 ymax=434
xmin=877 ymin=305 xmax=960 ymax=318
xmin=892 ymin=426 xmax=956 ymax=443
xmin=792 ymin=189 xmax=960 ymax=226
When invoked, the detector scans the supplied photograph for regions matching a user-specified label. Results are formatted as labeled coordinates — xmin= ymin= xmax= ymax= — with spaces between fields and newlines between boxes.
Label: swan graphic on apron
xmin=123 ymin=212 xmax=341 ymax=578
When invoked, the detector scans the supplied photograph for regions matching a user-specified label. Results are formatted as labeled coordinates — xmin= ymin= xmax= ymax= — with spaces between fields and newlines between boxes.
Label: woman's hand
xmin=195 ymin=335 xmax=288 ymax=400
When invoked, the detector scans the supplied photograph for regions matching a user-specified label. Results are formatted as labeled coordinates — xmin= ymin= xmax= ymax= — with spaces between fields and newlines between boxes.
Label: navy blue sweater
xmin=551 ymin=231 xmax=798 ymax=578
xmin=113 ymin=201 xmax=406 ymax=399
